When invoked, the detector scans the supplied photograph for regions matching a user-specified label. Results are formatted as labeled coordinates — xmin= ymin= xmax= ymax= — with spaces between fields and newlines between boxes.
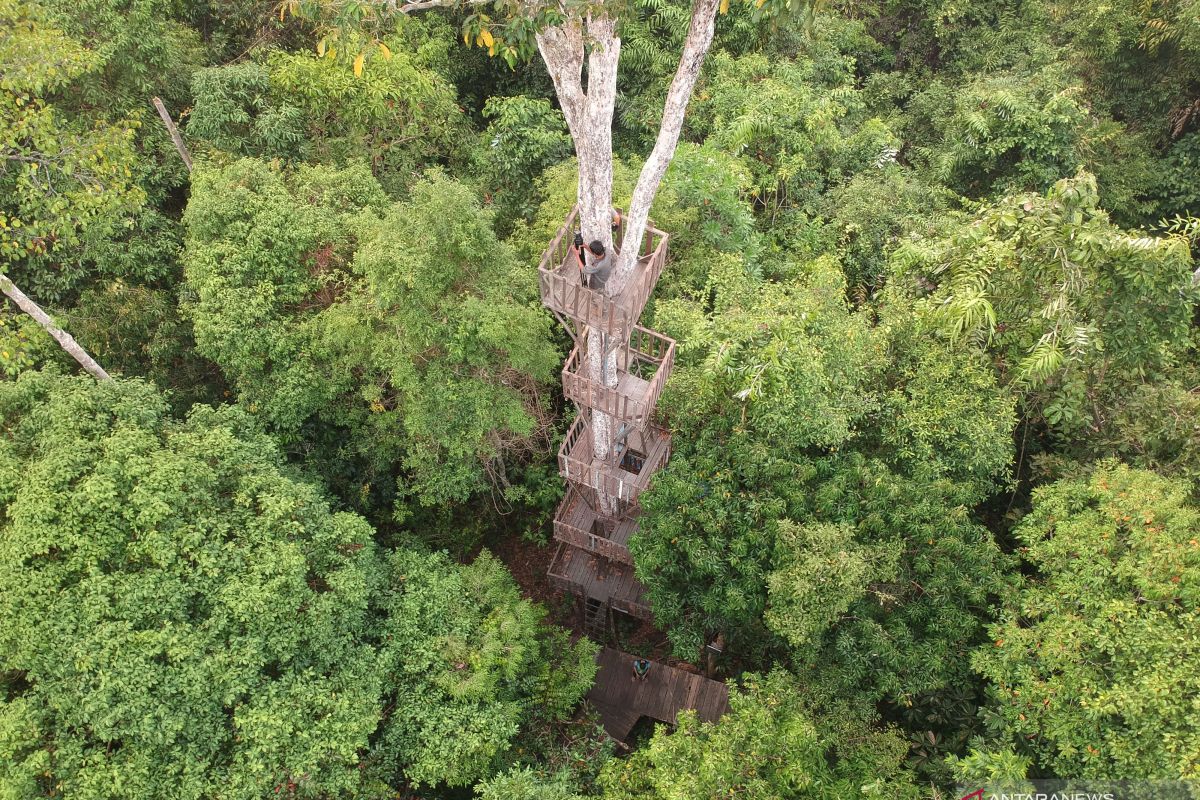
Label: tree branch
xmin=152 ymin=97 xmax=192 ymax=173
xmin=0 ymin=273 xmax=110 ymax=380
xmin=608 ymin=0 xmax=720 ymax=294
xmin=392 ymin=0 xmax=491 ymax=12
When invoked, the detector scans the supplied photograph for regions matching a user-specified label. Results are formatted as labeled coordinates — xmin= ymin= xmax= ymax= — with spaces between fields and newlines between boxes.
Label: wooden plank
xmin=587 ymin=647 xmax=731 ymax=742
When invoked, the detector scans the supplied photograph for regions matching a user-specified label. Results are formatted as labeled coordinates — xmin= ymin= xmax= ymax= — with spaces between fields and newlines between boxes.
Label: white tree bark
xmin=608 ymin=0 xmax=721 ymax=295
xmin=577 ymin=15 xmax=619 ymax=251
xmin=539 ymin=15 xmax=624 ymax=514
xmin=0 ymin=273 xmax=111 ymax=380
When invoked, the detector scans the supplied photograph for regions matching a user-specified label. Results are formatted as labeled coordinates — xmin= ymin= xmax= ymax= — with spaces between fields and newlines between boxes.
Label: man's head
xmin=588 ymin=240 xmax=605 ymax=256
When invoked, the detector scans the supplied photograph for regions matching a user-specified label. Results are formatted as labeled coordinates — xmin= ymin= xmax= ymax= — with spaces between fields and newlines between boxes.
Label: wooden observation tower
xmin=538 ymin=207 xmax=674 ymax=640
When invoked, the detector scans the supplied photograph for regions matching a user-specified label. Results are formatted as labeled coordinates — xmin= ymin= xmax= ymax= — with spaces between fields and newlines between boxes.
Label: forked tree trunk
xmin=537 ymin=0 xmax=721 ymax=514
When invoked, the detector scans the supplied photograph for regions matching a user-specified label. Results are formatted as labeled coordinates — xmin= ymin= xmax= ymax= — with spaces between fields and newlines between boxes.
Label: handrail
xmin=561 ymin=326 xmax=675 ymax=430
xmin=538 ymin=206 xmax=669 ymax=341
xmin=558 ymin=414 xmax=671 ymax=503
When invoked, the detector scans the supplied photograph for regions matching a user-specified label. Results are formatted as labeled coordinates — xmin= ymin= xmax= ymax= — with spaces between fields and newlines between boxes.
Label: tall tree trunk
xmin=0 ymin=273 xmax=111 ymax=380
xmin=538 ymin=16 xmax=622 ymax=514
xmin=577 ymin=15 xmax=619 ymax=251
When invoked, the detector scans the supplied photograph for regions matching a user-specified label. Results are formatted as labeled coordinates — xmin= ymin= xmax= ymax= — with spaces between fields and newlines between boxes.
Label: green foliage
xmin=1056 ymin=0 xmax=1200 ymax=140
xmin=636 ymin=258 xmax=1015 ymax=712
xmin=0 ymin=370 xmax=385 ymax=799
xmin=289 ymin=0 xmax=818 ymax=73
xmin=369 ymin=550 xmax=598 ymax=788
xmin=183 ymin=159 xmax=558 ymax=525
xmin=478 ymin=767 xmax=588 ymax=800
xmin=37 ymin=0 xmax=206 ymax=207
xmin=764 ymin=521 xmax=899 ymax=653
xmin=599 ymin=671 xmax=920 ymax=799
xmin=876 ymin=301 xmax=1018 ymax=501
xmin=692 ymin=48 xmax=898 ymax=217
xmin=894 ymin=171 xmax=1196 ymax=436
xmin=476 ymin=95 xmax=572 ymax=228
xmin=0 ymin=0 xmax=144 ymax=302
xmin=66 ymin=280 xmax=222 ymax=410
xmin=0 ymin=370 xmax=595 ymax=797
xmin=974 ymin=462 xmax=1200 ymax=778
xmin=904 ymin=68 xmax=1091 ymax=195
xmin=189 ymin=36 xmax=468 ymax=190
xmin=188 ymin=61 xmax=305 ymax=158
xmin=657 ymin=256 xmax=884 ymax=448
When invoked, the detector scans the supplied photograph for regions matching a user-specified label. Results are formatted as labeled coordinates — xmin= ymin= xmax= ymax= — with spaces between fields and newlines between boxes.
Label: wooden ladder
xmin=584 ymin=596 xmax=609 ymax=642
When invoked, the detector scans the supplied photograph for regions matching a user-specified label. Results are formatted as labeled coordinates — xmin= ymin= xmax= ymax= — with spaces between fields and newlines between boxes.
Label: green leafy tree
xmin=690 ymin=47 xmax=898 ymax=218
xmin=0 ymin=370 xmax=596 ymax=797
xmin=903 ymin=68 xmax=1091 ymax=196
xmin=369 ymin=550 xmax=598 ymax=788
xmin=183 ymin=158 xmax=558 ymax=529
xmin=974 ymin=462 xmax=1200 ymax=779
xmin=599 ymin=671 xmax=920 ymax=800
xmin=635 ymin=257 xmax=1015 ymax=714
xmin=893 ymin=171 xmax=1196 ymax=437
xmin=189 ymin=33 xmax=468 ymax=189
xmin=0 ymin=0 xmax=143 ymax=303
xmin=475 ymin=95 xmax=572 ymax=228
xmin=0 ymin=370 xmax=386 ymax=799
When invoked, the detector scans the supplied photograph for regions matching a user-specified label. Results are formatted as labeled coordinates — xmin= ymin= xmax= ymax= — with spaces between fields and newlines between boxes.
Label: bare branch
xmin=608 ymin=0 xmax=720 ymax=294
xmin=0 ymin=273 xmax=111 ymax=380
xmin=152 ymin=97 xmax=192 ymax=173
xmin=394 ymin=0 xmax=490 ymax=12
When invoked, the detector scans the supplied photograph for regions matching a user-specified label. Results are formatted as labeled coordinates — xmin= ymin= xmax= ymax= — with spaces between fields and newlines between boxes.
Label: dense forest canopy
xmin=1 ymin=0 xmax=1199 ymax=796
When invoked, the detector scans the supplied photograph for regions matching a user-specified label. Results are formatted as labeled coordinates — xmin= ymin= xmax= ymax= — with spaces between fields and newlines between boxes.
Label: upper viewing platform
xmin=538 ymin=206 xmax=669 ymax=342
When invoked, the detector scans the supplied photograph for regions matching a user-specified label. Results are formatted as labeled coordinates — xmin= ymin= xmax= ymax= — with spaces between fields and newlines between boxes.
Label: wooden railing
xmin=561 ymin=326 xmax=675 ymax=430
xmin=547 ymin=543 xmax=653 ymax=620
xmin=552 ymin=487 xmax=637 ymax=565
xmin=538 ymin=206 xmax=669 ymax=341
xmin=558 ymin=414 xmax=671 ymax=504
xmin=547 ymin=543 xmax=585 ymax=596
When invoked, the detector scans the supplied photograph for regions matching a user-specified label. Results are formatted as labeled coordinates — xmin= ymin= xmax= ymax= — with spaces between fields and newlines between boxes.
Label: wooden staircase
xmin=540 ymin=207 xmax=673 ymax=632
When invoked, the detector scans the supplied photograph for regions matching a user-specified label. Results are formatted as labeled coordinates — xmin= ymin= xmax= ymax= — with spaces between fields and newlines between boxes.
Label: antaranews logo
xmin=959 ymin=789 xmax=1115 ymax=800
xmin=958 ymin=781 xmax=1199 ymax=800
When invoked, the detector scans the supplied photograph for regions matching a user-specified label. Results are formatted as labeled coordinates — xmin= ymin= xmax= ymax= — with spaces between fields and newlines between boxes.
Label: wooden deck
xmin=586 ymin=647 xmax=731 ymax=741
xmin=537 ymin=206 xmax=669 ymax=343
xmin=561 ymin=326 xmax=675 ymax=431
xmin=558 ymin=415 xmax=671 ymax=505
xmin=552 ymin=487 xmax=639 ymax=565
xmin=548 ymin=543 xmax=652 ymax=620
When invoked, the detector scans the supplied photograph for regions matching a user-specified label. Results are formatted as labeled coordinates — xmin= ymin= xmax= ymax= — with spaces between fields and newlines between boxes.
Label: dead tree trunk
xmin=0 ymin=273 xmax=111 ymax=380
xmin=152 ymin=96 xmax=193 ymax=173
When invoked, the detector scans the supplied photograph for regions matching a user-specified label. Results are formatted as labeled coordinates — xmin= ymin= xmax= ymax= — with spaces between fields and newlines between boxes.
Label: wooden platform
xmin=548 ymin=543 xmax=652 ymax=620
xmin=552 ymin=487 xmax=639 ymax=565
xmin=558 ymin=414 xmax=671 ymax=505
xmin=586 ymin=647 xmax=731 ymax=741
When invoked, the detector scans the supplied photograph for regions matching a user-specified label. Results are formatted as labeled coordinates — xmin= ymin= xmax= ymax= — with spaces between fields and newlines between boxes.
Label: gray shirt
xmin=583 ymin=250 xmax=612 ymax=292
